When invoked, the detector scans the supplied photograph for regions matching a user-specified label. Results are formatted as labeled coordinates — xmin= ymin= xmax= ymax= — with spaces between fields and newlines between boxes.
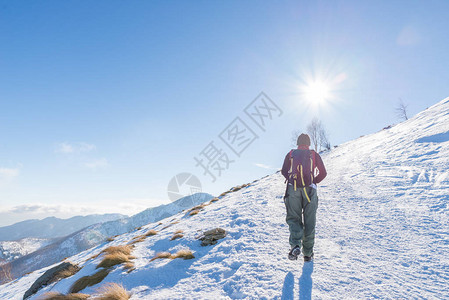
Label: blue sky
xmin=1 ymin=0 xmax=448 ymax=226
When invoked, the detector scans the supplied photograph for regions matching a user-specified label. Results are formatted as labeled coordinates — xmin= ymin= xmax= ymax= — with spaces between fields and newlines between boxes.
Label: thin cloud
xmin=254 ymin=163 xmax=277 ymax=170
xmin=0 ymin=168 xmax=19 ymax=178
xmin=84 ymin=158 xmax=109 ymax=170
xmin=55 ymin=142 xmax=96 ymax=154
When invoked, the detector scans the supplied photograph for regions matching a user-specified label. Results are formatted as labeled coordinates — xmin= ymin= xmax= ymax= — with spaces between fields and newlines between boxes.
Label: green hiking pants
xmin=284 ymin=185 xmax=318 ymax=256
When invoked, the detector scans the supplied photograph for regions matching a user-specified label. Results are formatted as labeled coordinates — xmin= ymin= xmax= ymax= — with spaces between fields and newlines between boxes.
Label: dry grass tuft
xmin=101 ymin=245 xmax=133 ymax=256
xmin=96 ymin=253 xmax=130 ymax=269
xmin=170 ymin=233 xmax=184 ymax=241
xmin=128 ymin=235 xmax=146 ymax=245
xmin=38 ymin=292 xmax=90 ymax=300
xmin=92 ymin=245 xmax=133 ymax=260
xmin=219 ymin=191 xmax=230 ymax=197
xmin=150 ymin=249 xmax=194 ymax=261
xmin=209 ymin=197 xmax=219 ymax=203
xmin=53 ymin=264 xmax=81 ymax=282
xmin=174 ymin=229 xmax=183 ymax=234
xmin=150 ymin=252 xmax=172 ymax=261
xmin=106 ymin=237 xmax=115 ymax=242
xmin=69 ymin=268 xmax=110 ymax=293
xmin=123 ymin=262 xmax=135 ymax=273
xmin=172 ymin=249 xmax=195 ymax=260
xmin=171 ymin=220 xmax=180 ymax=225
xmin=189 ymin=209 xmax=200 ymax=216
xmin=144 ymin=229 xmax=157 ymax=236
xmin=95 ymin=283 xmax=131 ymax=300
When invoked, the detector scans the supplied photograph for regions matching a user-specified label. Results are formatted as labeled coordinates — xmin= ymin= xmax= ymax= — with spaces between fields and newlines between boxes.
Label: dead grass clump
xmin=150 ymin=249 xmax=195 ymax=261
xmin=96 ymin=253 xmax=130 ymax=269
xmin=219 ymin=191 xmax=230 ymax=197
xmin=171 ymin=220 xmax=180 ymax=225
xmin=170 ymin=233 xmax=184 ymax=240
xmin=150 ymin=252 xmax=172 ymax=261
xmin=172 ymin=249 xmax=195 ymax=260
xmin=144 ymin=229 xmax=157 ymax=236
xmin=123 ymin=262 xmax=135 ymax=273
xmin=95 ymin=283 xmax=131 ymax=300
xmin=38 ymin=292 xmax=90 ymax=300
xmin=209 ymin=197 xmax=219 ymax=203
xmin=101 ymin=245 xmax=133 ymax=256
xmin=106 ymin=237 xmax=115 ymax=242
xmin=174 ymin=229 xmax=183 ymax=234
xmin=189 ymin=209 xmax=200 ymax=216
xmin=92 ymin=245 xmax=133 ymax=260
xmin=69 ymin=268 xmax=110 ymax=293
xmin=53 ymin=264 xmax=81 ymax=282
xmin=231 ymin=185 xmax=242 ymax=192
xmin=128 ymin=235 xmax=146 ymax=245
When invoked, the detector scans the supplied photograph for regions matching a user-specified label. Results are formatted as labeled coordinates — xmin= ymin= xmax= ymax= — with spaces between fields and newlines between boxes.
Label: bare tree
xmin=320 ymin=127 xmax=331 ymax=151
xmin=293 ymin=118 xmax=331 ymax=152
xmin=396 ymin=98 xmax=409 ymax=121
xmin=307 ymin=118 xmax=321 ymax=152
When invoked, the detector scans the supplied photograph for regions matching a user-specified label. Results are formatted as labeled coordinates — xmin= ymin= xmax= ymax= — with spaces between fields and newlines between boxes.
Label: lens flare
xmin=303 ymin=81 xmax=331 ymax=105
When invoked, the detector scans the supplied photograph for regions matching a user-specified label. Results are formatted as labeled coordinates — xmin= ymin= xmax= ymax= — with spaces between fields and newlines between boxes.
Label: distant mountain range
xmin=0 ymin=214 xmax=126 ymax=241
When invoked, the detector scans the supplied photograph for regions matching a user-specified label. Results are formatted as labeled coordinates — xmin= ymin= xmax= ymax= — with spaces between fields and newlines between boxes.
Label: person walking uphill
xmin=281 ymin=133 xmax=327 ymax=262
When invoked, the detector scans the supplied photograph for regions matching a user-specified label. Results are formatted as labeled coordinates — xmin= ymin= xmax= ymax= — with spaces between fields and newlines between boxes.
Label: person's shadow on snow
xmin=281 ymin=271 xmax=294 ymax=300
xmin=299 ymin=262 xmax=314 ymax=300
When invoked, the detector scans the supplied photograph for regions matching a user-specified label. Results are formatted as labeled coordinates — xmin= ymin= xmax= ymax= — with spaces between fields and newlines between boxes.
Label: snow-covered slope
xmin=0 ymin=238 xmax=54 ymax=263
xmin=1 ymin=97 xmax=449 ymax=299
xmin=0 ymin=214 xmax=126 ymax=241
xmin=5 ymin=193 xmax=212 ymax=282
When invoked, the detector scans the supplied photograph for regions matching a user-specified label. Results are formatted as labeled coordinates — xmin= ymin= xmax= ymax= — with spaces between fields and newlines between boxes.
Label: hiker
xmin=281 ymin=133 xmax=327 ymax=261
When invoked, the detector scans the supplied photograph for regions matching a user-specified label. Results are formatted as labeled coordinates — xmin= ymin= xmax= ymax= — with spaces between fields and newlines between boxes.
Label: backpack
xmin=287 ymin=149 xmax=316 ymax=191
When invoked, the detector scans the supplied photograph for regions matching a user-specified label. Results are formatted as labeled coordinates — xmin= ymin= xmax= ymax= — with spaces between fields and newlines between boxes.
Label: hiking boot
xmin=304 ymin=253 xmax=314 ymax=262
xmin=288 ymin=245 xmax=301 ymax=260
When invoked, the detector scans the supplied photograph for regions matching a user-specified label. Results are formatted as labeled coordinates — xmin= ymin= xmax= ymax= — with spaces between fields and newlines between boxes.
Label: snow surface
xmin=1 ymin=97 xmax=449 ymax=299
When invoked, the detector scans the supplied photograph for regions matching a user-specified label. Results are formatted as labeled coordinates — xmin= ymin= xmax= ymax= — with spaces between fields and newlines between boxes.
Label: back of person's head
xmin=297 ymin=133 xmax=311 ymax=146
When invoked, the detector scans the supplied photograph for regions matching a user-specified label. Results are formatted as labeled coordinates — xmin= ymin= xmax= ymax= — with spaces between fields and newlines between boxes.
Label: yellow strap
xmin=294 ymin=180 xmax=296 ymax=191
xmin=310 ymin=158 xmax=313 ymax=183
xmin=300 ymin=165 xmax=311 ymax=202
xmin=300 ymin=165 xmax=306 ymax=186
xmin=303 ymin=187 xmax=311 ymax=202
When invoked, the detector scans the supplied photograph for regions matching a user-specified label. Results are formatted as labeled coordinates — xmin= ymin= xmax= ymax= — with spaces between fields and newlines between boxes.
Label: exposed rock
xmin=23 ymin=262 xmax=80 ymax=299
xmin=198 ymin=228 xmax=227 ymax=246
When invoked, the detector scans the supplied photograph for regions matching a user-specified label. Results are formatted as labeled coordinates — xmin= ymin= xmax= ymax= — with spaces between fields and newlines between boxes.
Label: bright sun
xmin=303 ymin=81 xmax=331 ymax=104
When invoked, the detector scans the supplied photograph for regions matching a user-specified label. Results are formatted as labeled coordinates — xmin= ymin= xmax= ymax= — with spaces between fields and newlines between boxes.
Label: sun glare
xmin=303 ymin=81 xmax=331 ymax=104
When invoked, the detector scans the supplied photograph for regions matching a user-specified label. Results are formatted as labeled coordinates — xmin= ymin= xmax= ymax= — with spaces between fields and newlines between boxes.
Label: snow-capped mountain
xmin=1 ymin=97 xmax=448 ymax=299
xmin=5 ymin=193 xmax=212 ymax=283
xmin=0 ymin=214 xmax=126 ymax=241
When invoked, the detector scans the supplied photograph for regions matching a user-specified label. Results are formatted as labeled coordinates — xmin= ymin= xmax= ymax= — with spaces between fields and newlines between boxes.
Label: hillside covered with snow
xmin=3 ymin=193 xmax=212 ymax=282
xmin=1 ymin=97 xmax=448 ymax=299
